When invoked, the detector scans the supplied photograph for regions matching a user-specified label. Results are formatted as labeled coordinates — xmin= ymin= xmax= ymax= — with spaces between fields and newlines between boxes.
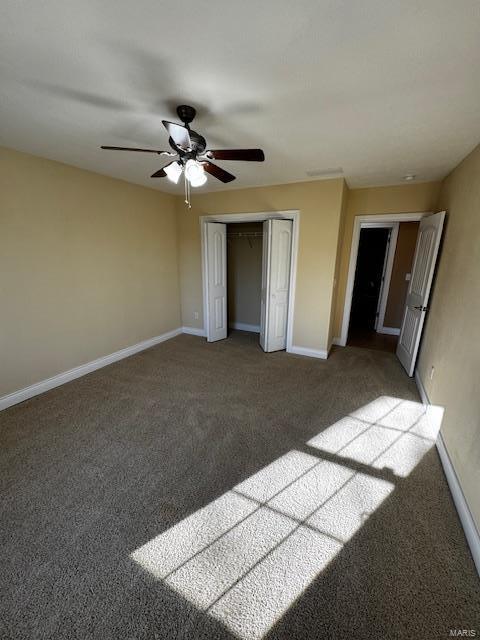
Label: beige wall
xmin=0 ymin=147 xmax=180 ymax=397
xmin=417 ymin=144 xmax=480 ymax=529
xmin=177 ymin=178 xmax=346 ymax=352
xmin=383 ymin=221 xmax=419 ymax=328
xmin=227 ymin=222 xmax=263 ymax=327
xmin=332 ymin=181 xmax=442 ymax=337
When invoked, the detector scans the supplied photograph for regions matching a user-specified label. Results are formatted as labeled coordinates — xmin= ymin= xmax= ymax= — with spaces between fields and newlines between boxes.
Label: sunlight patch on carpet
xmin=131 ymin=396 xmax=443 ymax=640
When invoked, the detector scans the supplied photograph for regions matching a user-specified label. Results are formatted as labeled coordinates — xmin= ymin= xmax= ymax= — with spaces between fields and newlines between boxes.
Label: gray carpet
xmin=0 ymin=331 xmax=478 ymax=639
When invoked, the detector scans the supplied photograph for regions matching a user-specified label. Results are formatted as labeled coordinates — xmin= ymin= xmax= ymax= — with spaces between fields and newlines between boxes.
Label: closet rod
xmin=227 ymin=231 xmax=263 ymax=238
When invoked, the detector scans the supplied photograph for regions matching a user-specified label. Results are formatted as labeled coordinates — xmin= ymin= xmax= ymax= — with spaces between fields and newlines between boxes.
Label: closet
xmin=203 ymin=217 xmax=294 ymax=352
xmin=227 ymin=222 xmax=263 ymax=333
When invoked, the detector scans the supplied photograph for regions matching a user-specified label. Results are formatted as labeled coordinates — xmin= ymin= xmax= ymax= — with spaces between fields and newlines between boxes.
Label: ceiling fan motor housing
xmin=176 ymin=104 xmax=196 ymax=125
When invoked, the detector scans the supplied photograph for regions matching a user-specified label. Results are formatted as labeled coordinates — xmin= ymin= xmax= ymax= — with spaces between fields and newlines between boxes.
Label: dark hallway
xmin=348 ymin=227 xmax=397 ymax=352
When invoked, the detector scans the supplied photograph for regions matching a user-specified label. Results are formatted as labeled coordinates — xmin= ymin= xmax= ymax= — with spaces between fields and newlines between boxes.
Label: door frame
xmin=339 ymin=212 xmax=431 ymax=348
xmin=200 ymin=210 xmax=300 ymax=351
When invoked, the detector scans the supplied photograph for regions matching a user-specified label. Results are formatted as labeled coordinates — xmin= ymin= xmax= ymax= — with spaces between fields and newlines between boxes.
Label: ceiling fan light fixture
xmin=185 ymin=159 xmax=207 ymax=187
xmin=164 ymin=161 xmax=183 ymax=184
xmin=189 ymin=172 xmax=207 ymax=187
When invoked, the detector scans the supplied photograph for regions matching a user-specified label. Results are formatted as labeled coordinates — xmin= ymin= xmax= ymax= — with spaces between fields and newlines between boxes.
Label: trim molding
xmin=332 ymin=337 xmax=343 ymax=346
xmin=288 ymin=345 xmax=329 ymax=360
xmin=437 ymin=433 xmax=480 ymax=576
xmin=415 ymin=370 xmax=480 ymax=576
xmin=182 ymin=326 xmax=206 ymax=337
xmin=414 ymin=369 xmax=429 ymax=405
xmin=377 ymin=326 xmax=401 ymax=336
xmin=229 ymin=322 xmax=260 ymax=333
xmin=0 ymin=328 xmax=183 ymax=412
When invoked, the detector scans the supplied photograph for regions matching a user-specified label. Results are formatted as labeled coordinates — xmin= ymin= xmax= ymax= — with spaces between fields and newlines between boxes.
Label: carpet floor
xmin=0 ymin=331 xmax=478 ymax=639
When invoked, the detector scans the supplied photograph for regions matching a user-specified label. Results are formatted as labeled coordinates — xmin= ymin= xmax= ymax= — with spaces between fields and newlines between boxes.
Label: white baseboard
xmin=415 ymin=370 xmax=480 ymax=576
xmin=0 ymin=328 xmax=183 ymax=412
xmin=229 ymin=322 xmax=260 ymax=333
xmin=332 ymin=337 xmax=344 ymax=346
xmin=436 ymin=433 xmax=480 ymax=576
xmin=414 ymin=369 xmax=430 ymax=405
xmin=288 ymin=345 xmax=329 ymax=360
xmin=377 ymin=326 xmax=400 ymax=336
xmin=182 ymin=326 xmax=206 ymax=337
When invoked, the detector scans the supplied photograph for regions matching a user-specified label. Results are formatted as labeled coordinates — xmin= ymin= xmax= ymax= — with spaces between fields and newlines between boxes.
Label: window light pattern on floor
xmin=131 ymin=396 xmax=443 ymax=640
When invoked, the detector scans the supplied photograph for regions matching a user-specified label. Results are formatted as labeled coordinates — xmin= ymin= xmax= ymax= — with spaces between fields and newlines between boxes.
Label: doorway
xmin=347 ymin=221 xmax=421 ymax=353
xmin=201 ymin=211 xmax=299 ymax=353
xmin=348 ymin=226 xmax=394 ymax=351
xmin=227 ymin=222 xmax=263 ymax=334
xmin=341 ymin=212 xmax=445 ymax=376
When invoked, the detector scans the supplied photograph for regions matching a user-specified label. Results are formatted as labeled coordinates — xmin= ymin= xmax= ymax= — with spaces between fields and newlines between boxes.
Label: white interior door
xmin=396 ymin=211 xmax=446 ymax=376
xmin=206 ymin=222 xmax=227 ymax=342
xmin=260 ymin=219 xmax=293 ymax=352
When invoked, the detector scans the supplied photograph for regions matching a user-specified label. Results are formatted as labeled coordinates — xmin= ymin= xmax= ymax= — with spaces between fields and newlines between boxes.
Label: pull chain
xmin=184 ymin=172 xmax=192 ymax=209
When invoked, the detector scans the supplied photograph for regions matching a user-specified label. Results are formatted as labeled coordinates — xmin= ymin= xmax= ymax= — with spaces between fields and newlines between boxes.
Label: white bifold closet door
xmin=260 ymin=219 xmax=293 ymax=352
xmin=396 ymin=211 xmax=445 ymax=376
xmin=206 ymin=222 xmax=227 ymax=342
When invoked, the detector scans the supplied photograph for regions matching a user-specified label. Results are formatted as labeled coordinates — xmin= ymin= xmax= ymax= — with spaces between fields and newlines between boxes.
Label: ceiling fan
xmin=101 ymin=104 xmax=265 ymax=205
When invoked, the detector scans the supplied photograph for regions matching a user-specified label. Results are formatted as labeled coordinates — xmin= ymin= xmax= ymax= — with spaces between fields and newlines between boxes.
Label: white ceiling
xmin=1 ymin=0 xmax=480 ymax=193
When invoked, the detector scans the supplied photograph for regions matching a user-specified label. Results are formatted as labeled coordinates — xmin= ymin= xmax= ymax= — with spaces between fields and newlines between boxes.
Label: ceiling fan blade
xmin=203 ymin=161 xmax=236 ymax=183
xmin=206 ymin=149 xmax=265 ymax=162
xmin=162 ymin=121 xmax=192 ymax=150
xmin=101 ymin=145 xmax=171 ymax=155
